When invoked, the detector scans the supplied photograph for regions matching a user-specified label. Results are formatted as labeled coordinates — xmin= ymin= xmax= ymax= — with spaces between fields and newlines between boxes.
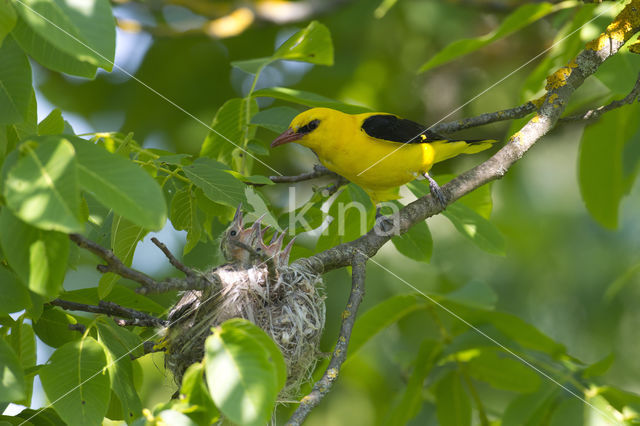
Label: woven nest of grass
xmin=163 ymin=255 xmax=325 ymax=397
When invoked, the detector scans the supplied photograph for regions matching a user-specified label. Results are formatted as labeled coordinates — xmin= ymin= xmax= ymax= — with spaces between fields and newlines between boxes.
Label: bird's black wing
xmin=361 ymin=114 xmax=446 ymax=144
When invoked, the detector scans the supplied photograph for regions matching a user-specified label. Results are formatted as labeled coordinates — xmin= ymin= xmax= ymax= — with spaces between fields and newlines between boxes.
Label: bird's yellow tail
xmin=431 ymin=139 xmax=497 ymax=163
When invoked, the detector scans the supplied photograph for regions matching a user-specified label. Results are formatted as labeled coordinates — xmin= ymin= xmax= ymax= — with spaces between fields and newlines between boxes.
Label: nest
xmin=162 ymin=210 xmax=326 ymax=397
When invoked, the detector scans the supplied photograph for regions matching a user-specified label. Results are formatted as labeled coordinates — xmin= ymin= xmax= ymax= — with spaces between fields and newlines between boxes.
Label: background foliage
xmin=1 ymin=0 xmax=640 ymax=425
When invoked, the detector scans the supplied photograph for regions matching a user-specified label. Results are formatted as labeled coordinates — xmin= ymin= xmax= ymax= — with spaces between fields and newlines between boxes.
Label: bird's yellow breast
xmin=309 ymin=114 xmax=436 ymax=197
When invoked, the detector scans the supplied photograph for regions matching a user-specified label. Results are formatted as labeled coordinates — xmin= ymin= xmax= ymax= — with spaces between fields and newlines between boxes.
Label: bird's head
xmin=270 ymin=107 xmax=337 ymax=150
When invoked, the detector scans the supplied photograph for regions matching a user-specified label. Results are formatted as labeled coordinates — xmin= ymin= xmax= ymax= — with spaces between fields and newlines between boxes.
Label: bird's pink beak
xmin=271 ymin=128 xmax=302 ymax=148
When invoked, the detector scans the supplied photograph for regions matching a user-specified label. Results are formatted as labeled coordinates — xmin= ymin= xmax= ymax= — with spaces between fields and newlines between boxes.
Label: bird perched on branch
xmin=271 ymin=107 xmax=497 ymax=206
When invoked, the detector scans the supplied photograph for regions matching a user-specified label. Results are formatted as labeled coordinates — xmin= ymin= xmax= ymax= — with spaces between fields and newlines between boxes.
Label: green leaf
xmin=0 ymin=2 xmax=17 ymax=45
xmin=4 ymin=136 xmax=82 ymax=233
xmin=179 ymin=363 xmax=219 ymax=426
xmin=250 ymin=106 xmax=300 ymax=134
xmin=204 ymin=319 xmax=281 ymax=425
xmin=419 ymin=2 xmax=560 ymax=72
xmin=11 ymin=15 xmax=97 ymax=78
xmin=578 ymin=103 xmax=640 ymax=229
xmin=170 ymin=186 xmax=202 ymax=255
xmin=408 ymin=178 xmax=494 ymax=220
xmin=69 ymin=136 xmax=167 ymax=231
xmin=252 ymin=87 xmax=371 ymax=114
xmin=13 ymin=0 xmax=115 ymax=71
xmin=15 ymin=407 xmax=65 ymax=426
xmin=475 ymin=310 xmax=566 ymax=357
xmin=0 ymin=209 xmax=69 ymax=298
xmin=40 ymin=337 xmax=111 ymax=426
xmin=384 ymin=340 xmax=441 ymax=426
xmin=549 ymin=398 xmax=585 ymax=426
xmin=348 ymin=294 xmax=426 ymax=359
xmin=231 ymin=57 xmax=272 ymax=75
xmin=33 ymin=306 xmax=78 ymax=348
xmin=435 ymin=371 xmax=471 ymax=426
xmin=392 ymin=219 xmax=432 ymax=262
xmin=442 ymin=203 xmax=505 ymax=255
xmin=98 ymin=215 xmax=147 ymax=298
xmin=273 ymin=21 xmax=333 ymax=65
xmin=9 ymin=321 xmax=36 ymax=406
xmin=0 ymin=265 xmax=31 ymax=314
xmin=0 ymin=36 xmax=32 ymax=125
xmin=583 ymin=353 xmax=614 ymax=379
xmin=0 ymin=337 xmax=26 ymax=402
xmin=502 ymin=383 xmax=559 ymax=426
xmin=443 ymin=280 xmax=497 ymax=310
xmin=466 ymin=349 xmax=541 ymax=393
xmin=200 ymin=98 xmax=258 ymax=163
xmin=244 ymin=187 xmax=280 ymax=230
xmin=38 ymin=109 xmax=65 ymax=136
xmin=183 ymin=158 xmax=247 ymax=208
xmin=5 ymin=90 xmax=37 ymax=143
xmin=96 ymin=319 xmax=143 ymax=422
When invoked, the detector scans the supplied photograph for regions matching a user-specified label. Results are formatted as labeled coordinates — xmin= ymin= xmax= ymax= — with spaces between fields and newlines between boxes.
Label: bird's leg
xmin=424 ymin=173 xmax=447 ymax=208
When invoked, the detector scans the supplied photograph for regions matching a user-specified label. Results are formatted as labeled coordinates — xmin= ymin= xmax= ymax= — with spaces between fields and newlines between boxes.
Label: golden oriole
xmin=271 ymin=107 xmax=496 ymax=206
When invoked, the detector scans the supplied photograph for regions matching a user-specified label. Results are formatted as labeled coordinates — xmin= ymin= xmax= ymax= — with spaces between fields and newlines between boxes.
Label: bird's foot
xmin=424 ymin=173 xmax=448 ymax=209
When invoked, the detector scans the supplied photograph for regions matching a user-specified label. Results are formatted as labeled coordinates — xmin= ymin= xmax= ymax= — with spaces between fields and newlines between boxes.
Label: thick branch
xmin=50 ymin=299 xmax=167 ymax=327
xmin=287 ymin=253 xmax=367 ymax=425
xmin=70 ymin=233 xmax=158 ymax=288
xmin=293 ymin=0 xmax=640 ymax=275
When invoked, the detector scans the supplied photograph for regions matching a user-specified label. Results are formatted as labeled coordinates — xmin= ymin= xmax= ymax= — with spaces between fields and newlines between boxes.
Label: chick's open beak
xmin=271 ymin=128 xmax=302 ymax=147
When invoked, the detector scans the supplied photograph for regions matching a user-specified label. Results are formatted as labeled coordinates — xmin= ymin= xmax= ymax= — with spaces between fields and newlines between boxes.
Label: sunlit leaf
xmin=170 ymin=185 xmax=202 ymax=255
xmin=419 ymin=2 xmax=562 ymax=72
xmin=70 ymin=136 xmax=167 ymax=230
xmin=200 ymin=98 xmax=258 ymax=164
xmin=179 ymin=363 xmax=219 ymax=426
xmin=98 ymin=215 xmax=147 ymax=298
xmin=0 ymin=337 xmax=25 ymax=403
xmin=253 ymin=87 xmax=371 ymax=114
xmin=0 ymin=265 xmax=31 ymax=315
xmin=96 ymin=319 xmax=143 ymax=422
xmin=38 ymin=109 xmax=65 ymax=136
xmin=0 ymin=1 xmax=16 ymax=44
xmin=4 ymin=136 xmax=82 ymax=233
xmin=0 ymin=37 xmax=32 ymax=125
xmin=0 ymin=209 xmax=68 ymax=298
xmin=273 ymin=21 xmax=333 ymax=65
xmin=579 ymin=103 xmax=640 ymax=229
xmin=204 ymin=319 xmax=281 ymax=425
xmin=184 ymin=158 xmax=247 ymax=208
xmin=39 ymin=337 xmax=111 ymax=426
xmin=12 ymin=0 xmax=115 ymax=71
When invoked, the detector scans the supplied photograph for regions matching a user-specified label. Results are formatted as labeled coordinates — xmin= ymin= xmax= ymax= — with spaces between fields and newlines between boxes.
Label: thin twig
xmin=561 ymin=71 xmax=640 ymax=122
xmin=270 ymin=164 xmax=337 ymax=183
xmin=50 ymin=299 xmax=167 ymax=327
xmin=287 ymin=253 xmax=367 ymax=425
xmin=68 ymin=323 xmax=86 ymax=334
xmin=151 ymin=237 xmax=195 ymax=277
xmin=430 ymin=100 xmax=539 ymax=134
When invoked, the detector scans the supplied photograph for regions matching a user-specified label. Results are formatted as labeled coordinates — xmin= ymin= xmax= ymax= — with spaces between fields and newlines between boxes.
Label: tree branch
xmin=269 ymin=164 xmax=337 ymax=183
xmin=151 ymin=237 xmax=195 ymax=278
xmin=287 ymin=253 xmax=367 ymax=426
xmin=293 ymin=0 xmax=640 ymax=275
xmin=561 ymin=70 xmax=640 ymax=122
xmin=50 ymin=299 xmax=167 ymax=327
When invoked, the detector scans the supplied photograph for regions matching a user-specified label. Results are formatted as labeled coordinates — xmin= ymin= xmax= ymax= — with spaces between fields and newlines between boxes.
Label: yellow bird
xmin=271 ymin=107 xmax=496 ymax=207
